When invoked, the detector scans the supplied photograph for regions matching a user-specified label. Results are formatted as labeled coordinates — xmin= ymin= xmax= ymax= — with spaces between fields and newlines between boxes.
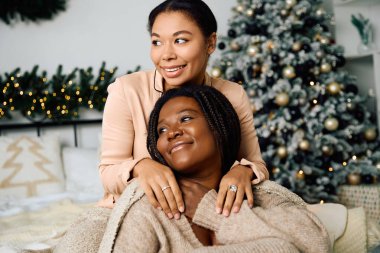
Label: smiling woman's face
xmin=156 ymin=96 xmax=220 ymax=176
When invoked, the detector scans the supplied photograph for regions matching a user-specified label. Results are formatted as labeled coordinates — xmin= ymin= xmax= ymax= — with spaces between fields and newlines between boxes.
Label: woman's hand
xmin=216 ymin=164 xmax=254 ymax=217
xmin=133 ymin=158 xmax=184 ymax=219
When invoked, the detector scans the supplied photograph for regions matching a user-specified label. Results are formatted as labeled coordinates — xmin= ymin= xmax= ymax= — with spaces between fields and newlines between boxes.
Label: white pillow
xmin=0 ymin=135 xmax=65 ymax=200
xmin=62 ymin=147 xmax=103 ymax=202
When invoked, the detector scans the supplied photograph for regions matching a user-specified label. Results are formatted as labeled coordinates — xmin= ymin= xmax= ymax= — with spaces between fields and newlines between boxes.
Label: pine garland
xmin=0 ymin=63 xmax=140 ymax=122
xmin=0 ymin=0 xmax=67 ymax=25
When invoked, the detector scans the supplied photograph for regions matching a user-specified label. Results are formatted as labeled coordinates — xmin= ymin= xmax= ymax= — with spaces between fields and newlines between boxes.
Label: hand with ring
xmin=216 ymin=164 xmax=254 ymax=217
xmin=133 ymin=158 xmax=185 ymax=220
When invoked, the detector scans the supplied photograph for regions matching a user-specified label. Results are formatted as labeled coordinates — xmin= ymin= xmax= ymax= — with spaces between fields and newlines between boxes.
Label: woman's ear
xmin=207 ymin=32 xmax=217 ymax=55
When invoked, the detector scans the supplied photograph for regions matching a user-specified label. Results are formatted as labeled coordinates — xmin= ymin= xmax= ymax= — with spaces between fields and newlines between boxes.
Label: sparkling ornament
xmin=364 ymin=128 xmax=377 ymax=141
xmin=282 ymin=66 xmax=296 ymax=79
xmin=230 ymin=41 xmax=241 ymax=51
xmin=299 ymin=139 xmax=310 ymax=151
xmin=346 ymin=102 xmax=355 ymax=111
xmin=322 ymin=145 xmax=334 ymax=156
xmin=296 ymin=170 xmax=305 ymax=180
xmin=277 ymin=146 xmax=288 ymax=159
xmin=275 ymin=92 xmax=290 ymax=106
xmin=280 ymin=9 xmax=288 ymax=17
xmin=211 ymin=67 xmax=222 ymax=78
xmin=272 ymin=167 xmax=280 ymax=175
xmin=247 ymin=45 xmax=260 ymax=57
xmin=246 ymin=8 xmax=254 ymax=17
xmin=292 ymin=41 xmax=302 ymax=52
xmin=327 ymin=81 xmax=341 ymax=95
xmin=320 ymin=63 xmax=332 ymax=73
xmin=324 ymin=117 xmax=339 ymax=131
xmin=347 ymin=173 xmax=361 ymax=185
xmin=286 ymin=0 xmax=297 ymax=9
xmin=320 ymin=36 xmax=330 ymax=45
xmin=316 ymin=50 xmax=325 ymax=59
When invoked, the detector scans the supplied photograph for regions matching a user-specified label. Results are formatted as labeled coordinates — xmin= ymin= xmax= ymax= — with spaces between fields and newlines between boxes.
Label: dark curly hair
xmin=147 ymin=85 xmax=241 ymax=175
xmin=147 ymin=0 xmax=217 ymax=39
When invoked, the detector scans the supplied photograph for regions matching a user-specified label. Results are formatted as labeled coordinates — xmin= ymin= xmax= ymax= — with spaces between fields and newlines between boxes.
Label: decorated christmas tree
xmin=211 ymin=0 xmax=380 ymax=203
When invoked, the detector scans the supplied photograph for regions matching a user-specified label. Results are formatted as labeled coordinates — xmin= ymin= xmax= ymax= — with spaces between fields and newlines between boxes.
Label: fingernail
xmin=179 ymin=206 xmax=185 ymax=213
xmin=157 ymin=206 xmax=162 ymax=210
xmin=167 ymin=213 xmax=173 ymax=219
xmin=215 ymin=207 xmax=222 ymax=214
xmin=233 ymin=206 xmax=239 ymax=213
xmin=249 ymin=203 xmax=253 ymax=209
xmin=174 ymin=213 xmax=181 ymax=220
xmin=223 ymin=209 xmax=229 ymax=217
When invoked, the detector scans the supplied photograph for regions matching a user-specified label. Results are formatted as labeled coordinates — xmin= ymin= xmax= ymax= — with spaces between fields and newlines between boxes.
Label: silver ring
xmin=228 ymin=184 xmax=238 ymax=193
xmin=161 ymin=185 xmax=171 ymax=192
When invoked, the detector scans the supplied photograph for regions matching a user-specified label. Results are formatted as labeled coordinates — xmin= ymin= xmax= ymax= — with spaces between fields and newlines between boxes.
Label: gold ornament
xmin=247 ymin=45 xmax=260 ymax=57
xmin=364 ymin=128 xmax=377 ymax=141
xmin=322 ymin=145 xmax=334 ymax=156
xmin=275 ymin=92 xmax=290 ymax=106
xmin=277 ymin=146 xmax=288 ymax=159
xmin=272 ymin=167 xmax=280 ymax=175
xmin=246 ymin=8 xmax=254 ymax=17
xmin=296 ymin=170 xmax=305 ymax=180
xmin=327 ymin=81 xmax=341 ymax=95
xmin=292 ymin=41 xmax=302 ymax=52
xmin=320 ymin=63 xmax=332 ymax=73
xmin=299 ymin=139 xmax=310 ymax=151
xmin=230 ymin=41 xmax=241 ymax=51
xmin=347 ymin=173 xmax=361 ymax=185
xmin=346 ymin=102 xmax=355 ymax=111
xmin=286 ymin=0 xmax=297 ymax=9
xmin=283 ymin=66 xmax=296 ymax=79
xmin=211 ymin=67 xmax=222 ymax=78
xmin=324 ymin=117 xmax=339 ymax=131
xmin=316 ymin=50 xmax=325 ymax=59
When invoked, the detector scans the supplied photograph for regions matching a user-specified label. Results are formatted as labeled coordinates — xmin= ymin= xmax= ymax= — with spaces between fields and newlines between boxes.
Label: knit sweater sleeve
xmin=193 ymin=186 xmax=330 ymax=253
xmin=191 ymin=238 xmax=299 ymax=253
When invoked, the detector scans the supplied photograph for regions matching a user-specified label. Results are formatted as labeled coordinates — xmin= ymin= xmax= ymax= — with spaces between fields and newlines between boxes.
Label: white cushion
xmin=62 ymin=147 xmax=103 ymax=202
xmin=0 ymin=135 xmax=65 ymax=200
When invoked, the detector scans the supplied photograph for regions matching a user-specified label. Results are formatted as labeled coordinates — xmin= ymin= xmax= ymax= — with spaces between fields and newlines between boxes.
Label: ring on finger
xmin=161 ymin=185 xmax=171 ymax=192
xmin=228 ymin=184 xmax=238 ymax=193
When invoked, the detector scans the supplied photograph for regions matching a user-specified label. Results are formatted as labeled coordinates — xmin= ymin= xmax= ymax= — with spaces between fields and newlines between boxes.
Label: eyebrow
xmin=151 ymin=30 xmax=193 ymax=38
xmin=157 ymin=108 xmax=201 ymax=125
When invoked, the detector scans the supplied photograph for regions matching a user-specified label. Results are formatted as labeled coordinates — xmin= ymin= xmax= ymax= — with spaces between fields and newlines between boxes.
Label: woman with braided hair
xmin=98 ymin=85 xmax=329 ymax=252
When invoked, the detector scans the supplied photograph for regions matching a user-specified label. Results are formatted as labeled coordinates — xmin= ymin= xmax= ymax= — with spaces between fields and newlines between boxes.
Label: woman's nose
xmin=162 ymin=44 xmax=176 ymax=61
xmin=168 ymin=128 xmax=183 ymax=140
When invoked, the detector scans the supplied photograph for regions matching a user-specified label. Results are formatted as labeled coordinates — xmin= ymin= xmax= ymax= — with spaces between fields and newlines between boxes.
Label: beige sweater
xmin=98 ymin=70 xmax=268 ymax=208
xmin=99 ymin=180 xmax=330 ymax=253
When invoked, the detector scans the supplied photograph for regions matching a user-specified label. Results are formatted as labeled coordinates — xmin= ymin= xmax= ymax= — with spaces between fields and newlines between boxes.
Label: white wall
xmin=0 ymin=0 xmax=235 ymax=76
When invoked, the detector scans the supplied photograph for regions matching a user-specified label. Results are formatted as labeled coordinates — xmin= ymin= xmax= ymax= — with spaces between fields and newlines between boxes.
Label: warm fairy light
xmin=3 ymin=102 xmax=7 ymax=106
xmin=10 ymin=106 xmax=14 ymax=111
xmin=89 ymin=104 xmax=94 ymax=109
xmin=69 ymin=80 xmax=73 ymax=85
xmin=57 ymin=106 xmax=61 ymax=110
xmin=94 ymin=86 xmax=99 ymax=91
xmin=19 ymin=91 xmax=24 ymax=95
xmin=100 ymin=77 xmax=105 ymax=81
xmin=10 ymin=77 xmax=14 ymax=81
xmin=88 ymin=100 xmax=92 ymax=105
xmin=61 ymin=110 xmax=65 ymax=114
xmin=110 ymin=69 xmax=114 ymax=73
xmin=33 ymin=99 xmax=37 ymax=103
xmin=6 ymin=83 xmax=10 ymax=87
xmin=63 ymin=84 xmax=67 ymax=88
xmin=74 ymin=112 xmax=78 ymax=116
xmin=61 ymin=88 xmax=65 ymax=93
xmin=298 ymin=170 xmax=304 ymax=175
xmin=29 ymin=92 xmax=33 ymax=96
xmin=352 ymin=155 xmax=357 ymax=160
xmin=9 ymin=98 xmax=12 ymax=102
xmin=320 ymin=200 xmax=325 ymax=204
xmin=31 ymin=106 xmax=35 ymax=110
xmin=2 ymin=89 xmax=6 ymax=93
xmin=39 ymin=99 xmax=43 ymax=103
xmin=65 ymin=95 xmax=71 ymax=100
xmin=47 ymin=110 xmax=51 ymax=115
xmin=15 ymin=83 xmax=20 ymax=87
xmin=343 ymin=162 xmax=347 ymax=166
xmin=43 ymin=97 xmax=47 ymax=101
xmin=310 ymin=81 xmax=315 ymax=86
xmin=43 ymin=78 xmax=47 ymax=82
xmin=102 ymin=98 xmax=106 ymax=102
xmin=78 ymin=98 xmax=83 ymax=102
xmin=27 ymin=111 xmax=31 ymax=115
xmin=328 ymin=167 xmax=334 ymax=172
xmin=313 ymin=99 xmax=318 ymax=104
xmin=62 ymin=105 xmax=66 ymax=109
xmin=41 ymin=102 xmax=45 ymax=107
xmin=76 ymin=91 xmax=80 ymax=95
xmin=44 ymin=91 xmax=49 ymax=95
xmin=53 ymin=92 xmax=57 ymax=96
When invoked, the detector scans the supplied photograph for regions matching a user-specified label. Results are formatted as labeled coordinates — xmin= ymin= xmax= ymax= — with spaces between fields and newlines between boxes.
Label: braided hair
xmin=147 ymin=85 xmax=241 ymax=175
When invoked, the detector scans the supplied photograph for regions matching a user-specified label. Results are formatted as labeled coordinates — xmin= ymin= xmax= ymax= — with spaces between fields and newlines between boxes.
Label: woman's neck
xmin=176 ymin=170 xmax=222 ymax=191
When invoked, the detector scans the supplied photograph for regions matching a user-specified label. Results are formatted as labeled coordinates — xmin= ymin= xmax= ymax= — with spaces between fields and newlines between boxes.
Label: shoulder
xmin=107 ymin=70 xmax=155 ymax=95
xmin=253 ymin=180 xmax=306 ymax=207
xmin=211 ymin=78 xmax=248 ymax=105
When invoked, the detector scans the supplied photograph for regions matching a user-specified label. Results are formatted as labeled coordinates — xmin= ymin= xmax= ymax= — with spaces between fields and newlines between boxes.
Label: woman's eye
xmin=152 ymin=40 xmax=162 ymax=46
xmin=157 ymin=127 xmax=167 ymax=135
xmin=181 ymin=116 xmax=192 ymax=123
xmin=175 ymin=38 xmax=187 ymax=44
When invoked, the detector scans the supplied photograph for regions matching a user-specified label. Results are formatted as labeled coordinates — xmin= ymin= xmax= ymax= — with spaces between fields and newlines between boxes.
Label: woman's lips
xmin=169 ymin=141 xmax=191 ymax=154
xmin=161 ymin=65 xmax=186 ymax=78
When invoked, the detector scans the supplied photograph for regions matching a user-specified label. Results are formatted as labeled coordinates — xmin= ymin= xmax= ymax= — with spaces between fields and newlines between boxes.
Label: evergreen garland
xmin=0 ymin=0 xmax=67 ymax=25
xmin=0 ymin=63 xmax=140 ymax=122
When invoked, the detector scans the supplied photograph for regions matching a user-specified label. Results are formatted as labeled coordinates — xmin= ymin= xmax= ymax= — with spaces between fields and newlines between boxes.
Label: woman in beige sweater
xmin=99 ymin=0 xmax=269 ymax=217
xmin=99 ymin=85 xmax=329 ymax=252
